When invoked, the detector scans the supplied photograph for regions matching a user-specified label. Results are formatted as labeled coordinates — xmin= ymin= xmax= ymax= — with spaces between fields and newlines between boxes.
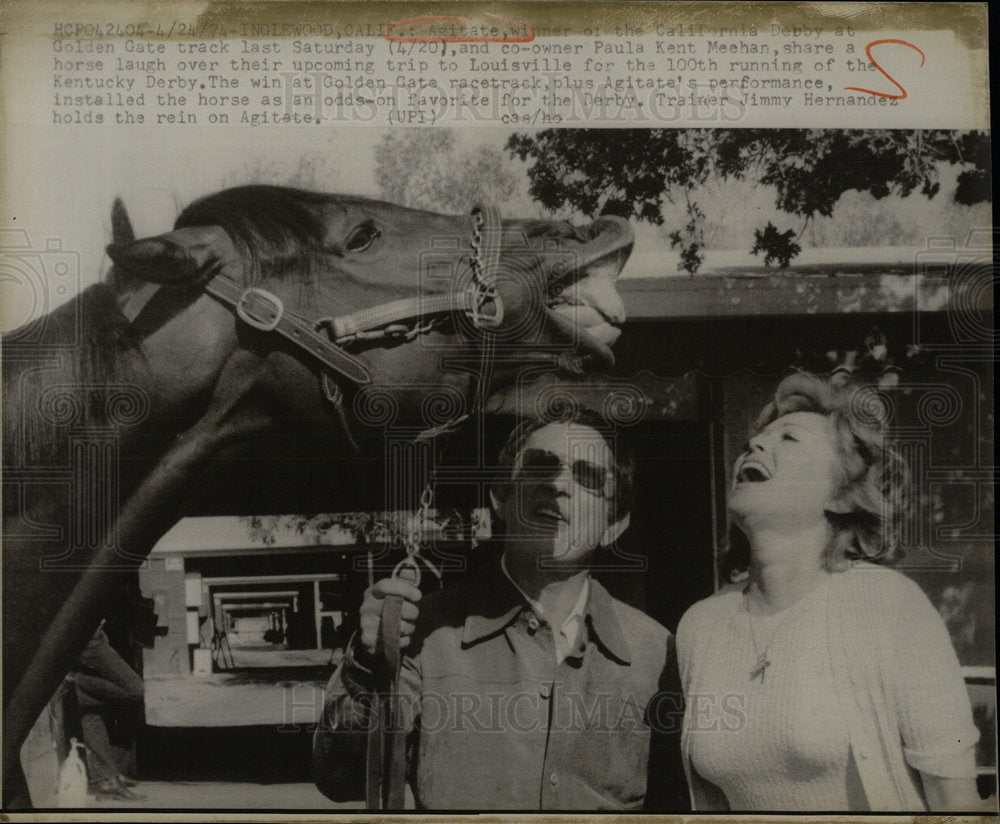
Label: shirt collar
xmin=461 ymin=557 xmax=632 ymax=665
xmin=499 ymin=554 xmax=590 ymax=635
xmin=583 ymin=576 xmax=632 ymax=665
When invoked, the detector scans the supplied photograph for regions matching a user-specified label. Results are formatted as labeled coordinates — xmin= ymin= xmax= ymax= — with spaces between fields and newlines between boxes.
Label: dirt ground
xmin=22 ymin=667 xmax=364 ymax=811
xmin=144 ymin=668 xmax=331 ymax=727
xmin=84 ymin=780 xmax=354 ymax=810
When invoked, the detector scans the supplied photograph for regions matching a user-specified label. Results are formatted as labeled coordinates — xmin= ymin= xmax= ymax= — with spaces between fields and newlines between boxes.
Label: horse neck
xmin=2 ymin=285 xmax=237 ymax=513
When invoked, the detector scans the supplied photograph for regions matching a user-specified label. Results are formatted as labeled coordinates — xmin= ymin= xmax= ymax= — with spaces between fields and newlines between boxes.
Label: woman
xmin=676 ymin=371 xmax=981 ymax=812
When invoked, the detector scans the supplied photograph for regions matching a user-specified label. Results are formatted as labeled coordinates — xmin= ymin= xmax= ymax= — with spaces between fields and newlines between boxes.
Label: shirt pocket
xmin=555 ymin=685 xmax=651 ymax=805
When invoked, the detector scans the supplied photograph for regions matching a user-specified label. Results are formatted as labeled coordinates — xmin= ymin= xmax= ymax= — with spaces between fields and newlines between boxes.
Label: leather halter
xmin=205 ymin=203 xmax=503 ymax=396
xmin=121 ymin=203 xmax=505 ymax=407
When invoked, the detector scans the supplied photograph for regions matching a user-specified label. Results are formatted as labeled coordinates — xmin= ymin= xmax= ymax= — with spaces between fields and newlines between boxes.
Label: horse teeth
xmin=552 ymin=304 xmax=605 ymax=329
xmin=558 ymin=273 xmax=626 ymax=324
xmin=586 ymin=322 xmax=621 ymax=346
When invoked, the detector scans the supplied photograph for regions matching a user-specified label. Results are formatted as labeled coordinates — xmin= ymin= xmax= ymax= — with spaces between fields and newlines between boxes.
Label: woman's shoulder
xmin=836 ymin=562 xmax=929 ymax=604
xmin=677 ymin=583 xmax=742 ymax=639
xmin=833 ymin=562 xmax=943 ymax=633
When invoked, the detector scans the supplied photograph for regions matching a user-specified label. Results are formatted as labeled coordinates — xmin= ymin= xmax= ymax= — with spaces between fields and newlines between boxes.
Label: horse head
xmin=105 ymin=185 xmax=635 ymax=452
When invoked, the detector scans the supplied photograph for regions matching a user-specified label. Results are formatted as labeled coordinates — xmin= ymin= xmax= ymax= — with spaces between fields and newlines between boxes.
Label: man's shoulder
xmin=589 ymin=582 xmax=670 ymax=685
xmin=411 ymin=560 xmax=509 ymax=635
xmin=415 ymin=574 xmax=483 ymax=625
xmin=597 ymin=582 xmax=670 ymax=644
xmin=611 ymin=596 xmax=670 ymax=643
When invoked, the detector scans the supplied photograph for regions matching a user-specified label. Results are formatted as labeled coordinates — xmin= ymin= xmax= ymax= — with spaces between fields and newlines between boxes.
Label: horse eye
xmin=345 ymin=224 xmax=380 ymax=253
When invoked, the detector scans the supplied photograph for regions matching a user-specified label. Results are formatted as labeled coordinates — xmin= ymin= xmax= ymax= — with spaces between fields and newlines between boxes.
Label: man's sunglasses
xmin=514 ymin=448 xmax=614 ymax=497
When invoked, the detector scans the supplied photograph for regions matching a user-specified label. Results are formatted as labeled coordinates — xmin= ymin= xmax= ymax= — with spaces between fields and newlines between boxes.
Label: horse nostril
xmin=590 ymin=219 xmax=616 ymax=239
xmin=589 ymin=215 xmax=633 ymax=245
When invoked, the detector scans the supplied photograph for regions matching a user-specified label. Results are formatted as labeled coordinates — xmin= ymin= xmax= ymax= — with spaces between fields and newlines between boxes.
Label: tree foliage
xmin=507 ymin=129 xmax=990 ymax=273
xmin=239 ymin=510 xmax=488 ymax=548
xmin=668 ymin=199 xmax=706 ymax=276
xmin=375 ymin=131 xmax=519 ymax=214
xmin=220 ymin=153 xmax=344 ymax=190
xmin=752 ymin=223 xmax=802 ymax=269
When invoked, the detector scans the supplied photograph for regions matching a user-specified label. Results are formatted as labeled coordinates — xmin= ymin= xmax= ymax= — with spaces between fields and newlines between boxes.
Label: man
xmin=317 ymin=413 xmax=685 ymax=810
xmin=68 ymin=624 xmax=145 ymax=801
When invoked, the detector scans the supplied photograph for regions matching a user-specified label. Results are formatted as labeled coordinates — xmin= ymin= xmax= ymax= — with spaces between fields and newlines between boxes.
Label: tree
xmin=752 ymin=223 xmax=802 ymax=269
xmin=507 ymin=129 xmax=991 ymax=274
xmin=374 ymin=131 xmax=519 ymax=214
xmin=220 ymin=152 xmax=345 ymax=190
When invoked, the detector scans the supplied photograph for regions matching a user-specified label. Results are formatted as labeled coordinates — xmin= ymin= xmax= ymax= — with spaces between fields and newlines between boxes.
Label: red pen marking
xmin=844 ymin=39 xmax=925 ymax=99
xmin=383 ymin=14 xmax=534 ymax=43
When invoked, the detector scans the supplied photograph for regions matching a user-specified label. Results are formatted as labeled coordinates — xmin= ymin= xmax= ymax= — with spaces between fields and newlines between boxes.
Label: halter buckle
xmin=236 ymin=288 xmax=284 ymax=331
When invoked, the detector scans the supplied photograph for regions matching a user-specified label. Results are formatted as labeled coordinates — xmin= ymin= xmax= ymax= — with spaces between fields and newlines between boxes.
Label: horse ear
xmin=106 ymin=226 xmax=239 ymax=285
xmin=111 ymin=197 xmax=135 ymax=245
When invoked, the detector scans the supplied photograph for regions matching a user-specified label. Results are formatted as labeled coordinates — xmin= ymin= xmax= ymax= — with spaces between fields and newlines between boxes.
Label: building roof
xmin=618 ymin=239 xmax=992 ymax=319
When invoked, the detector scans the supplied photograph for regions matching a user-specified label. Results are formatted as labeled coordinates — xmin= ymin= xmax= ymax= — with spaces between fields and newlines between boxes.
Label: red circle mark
xmin=844 ymin=38 xmax=925 ymax=99
xmin=382 ymin=15 xmax=535 ymax=43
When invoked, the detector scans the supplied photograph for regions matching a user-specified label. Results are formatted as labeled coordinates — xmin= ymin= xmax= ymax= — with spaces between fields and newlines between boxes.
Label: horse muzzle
xmin=488 ymin=214 xmax=635 ymax=370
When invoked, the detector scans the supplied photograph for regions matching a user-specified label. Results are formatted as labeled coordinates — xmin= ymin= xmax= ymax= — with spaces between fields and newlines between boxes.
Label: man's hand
xmin=359 ymin=578 xmax=422 ymax=656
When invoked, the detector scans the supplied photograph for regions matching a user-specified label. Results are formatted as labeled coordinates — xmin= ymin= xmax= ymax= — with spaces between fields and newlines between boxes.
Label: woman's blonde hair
xmin=750 ymin=370 xmax=911 ymax=570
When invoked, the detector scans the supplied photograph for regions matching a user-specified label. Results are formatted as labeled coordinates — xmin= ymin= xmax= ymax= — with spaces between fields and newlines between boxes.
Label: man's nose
xmin=546 ymin=462 xmax=574 ymax=489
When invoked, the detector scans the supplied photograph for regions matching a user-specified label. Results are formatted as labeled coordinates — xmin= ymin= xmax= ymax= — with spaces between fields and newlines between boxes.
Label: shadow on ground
xmin=139 ymin=724 xmax=322 ymax=784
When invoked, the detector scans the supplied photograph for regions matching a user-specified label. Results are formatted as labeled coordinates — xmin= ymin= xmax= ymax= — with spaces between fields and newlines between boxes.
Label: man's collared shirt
xmin=500 ymin=555 xmax=590 ymax=665
xmin=333 ymin=558 xmax=671 ymax=810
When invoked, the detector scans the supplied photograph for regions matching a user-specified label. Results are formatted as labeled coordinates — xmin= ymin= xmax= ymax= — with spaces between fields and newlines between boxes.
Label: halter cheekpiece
xmin=200 ymin=203 xmax=505 ymax=395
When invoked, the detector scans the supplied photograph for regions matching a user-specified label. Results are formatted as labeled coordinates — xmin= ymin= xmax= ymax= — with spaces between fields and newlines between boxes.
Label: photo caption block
xmin=6 ymin=7 xmax=981 ymax=129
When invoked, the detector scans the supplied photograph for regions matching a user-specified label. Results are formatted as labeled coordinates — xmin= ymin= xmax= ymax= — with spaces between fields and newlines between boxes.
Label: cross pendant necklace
xmin=750 ymin=652 xmax=771 ymax=682
xmin=745 ymin=588 xmax=786 ymax=684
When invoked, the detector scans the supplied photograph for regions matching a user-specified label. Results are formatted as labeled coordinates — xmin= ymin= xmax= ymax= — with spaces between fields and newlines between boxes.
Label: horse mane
xmin=2 ymin=284 xmax=144 ymax=470
xmin=174 ymin=185 xmax=333 ymax=285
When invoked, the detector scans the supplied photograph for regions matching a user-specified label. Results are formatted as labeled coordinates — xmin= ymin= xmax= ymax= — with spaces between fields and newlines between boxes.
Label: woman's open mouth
xmin=736 ymin=462 xmax=771 ymax=484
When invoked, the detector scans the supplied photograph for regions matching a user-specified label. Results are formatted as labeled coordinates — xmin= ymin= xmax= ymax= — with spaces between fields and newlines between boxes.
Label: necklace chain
xmin=743 ymin=574 xmax=831 ymax=682
xmin=744 ymin=589 xmax=792 ymax=683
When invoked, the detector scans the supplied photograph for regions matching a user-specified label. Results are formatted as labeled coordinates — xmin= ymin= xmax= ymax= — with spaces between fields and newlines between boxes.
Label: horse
xmin=2 ymin=184 xmax=634 ymax=806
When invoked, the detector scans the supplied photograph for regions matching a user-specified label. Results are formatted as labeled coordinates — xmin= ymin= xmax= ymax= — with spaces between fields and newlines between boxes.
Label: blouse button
xmin=539 ymin=683 xmax=551 ymax=699
xmin=527 ymin=616 xmax=540 ymax=632
xmin=859 ymin=747 xmax=872 ymax=760
xmin=550 ymin=772 xmax=558 ymax=786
